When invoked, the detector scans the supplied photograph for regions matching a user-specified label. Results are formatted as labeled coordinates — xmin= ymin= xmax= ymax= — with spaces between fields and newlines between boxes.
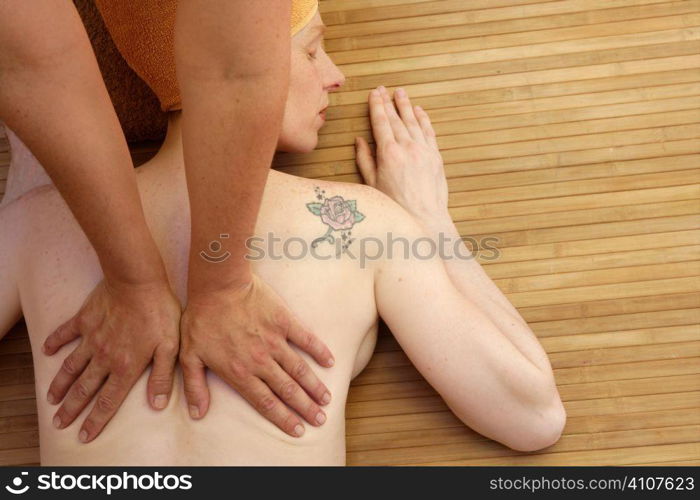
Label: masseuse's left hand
xmin=179 ymin=272 xmax=335 ymax=438
xmin=43 ymin=278 xmax=182 ymax=443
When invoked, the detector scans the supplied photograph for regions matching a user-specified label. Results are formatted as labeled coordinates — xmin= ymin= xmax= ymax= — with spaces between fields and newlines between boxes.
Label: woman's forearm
xmin=417 ymin=212 xmax=554 ymax=375
xmin=0 ymin=1 xmax=167 ymax=285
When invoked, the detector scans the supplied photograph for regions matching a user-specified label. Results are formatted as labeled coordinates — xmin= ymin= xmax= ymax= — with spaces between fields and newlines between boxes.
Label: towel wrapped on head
xmin=94 ymin=0 xmax=319 ymax=113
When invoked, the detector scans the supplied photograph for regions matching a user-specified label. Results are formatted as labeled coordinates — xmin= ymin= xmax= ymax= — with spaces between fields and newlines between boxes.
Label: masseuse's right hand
xmin=43 ymin=278 xmax=182 ymax=443
xmin=179 ymin=272 xmax=335 ymax=438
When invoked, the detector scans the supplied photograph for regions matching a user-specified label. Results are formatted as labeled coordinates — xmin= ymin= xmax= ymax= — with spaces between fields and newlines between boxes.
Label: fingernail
xmin=378 ymin=85 xmax=386 ymax=93
xmin=154 ymin=395 xmax=168 ymax=410
xmin=396 ymin=87 xmax=406 ymax=97
xmin=370 ymin=89 xmax=379 ymax=97
xmin=52 ymin=415 xmax=61 ymax=429
xmin=327 ymin=357 xmax=335 ymax=367
xmin=47 ymin=392 xmax=55 ymax=404
xmin=79 ymin=430 xmax=88 ymax=443
xmin=189 ymin=405 xmax=200 ymax=419
xmin=322 ymin=392 xmax=331 ymax=405
xmin=294 ymin=424 xmax=305 ymax=437
xmin=316 ymin=412 xmax=326 ymax=425
xmin=416 ymin=105 xmax=423 ymax=112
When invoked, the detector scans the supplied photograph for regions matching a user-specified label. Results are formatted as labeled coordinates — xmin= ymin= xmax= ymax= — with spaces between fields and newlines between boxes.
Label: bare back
xmin=14 ymin=156 xmax=390 ymax=465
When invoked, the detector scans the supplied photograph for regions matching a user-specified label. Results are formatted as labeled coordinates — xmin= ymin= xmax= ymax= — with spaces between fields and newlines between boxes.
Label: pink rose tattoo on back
xmin=307 ymin=186 xmax=365 ymax=254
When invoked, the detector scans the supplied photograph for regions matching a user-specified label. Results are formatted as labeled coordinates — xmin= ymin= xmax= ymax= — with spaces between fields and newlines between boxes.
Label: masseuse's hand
xmin=179 ymin=273 xmax=335 ymax=438
xmin=43 ymin=278 xmax=182 ymax=443
xmin=355 ymin=86 xmax=449 ymax=220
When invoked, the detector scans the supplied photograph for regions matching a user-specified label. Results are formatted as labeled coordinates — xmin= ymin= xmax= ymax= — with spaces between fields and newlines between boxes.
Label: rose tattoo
xmin=306 ymin=186 xmax=365 ymax=254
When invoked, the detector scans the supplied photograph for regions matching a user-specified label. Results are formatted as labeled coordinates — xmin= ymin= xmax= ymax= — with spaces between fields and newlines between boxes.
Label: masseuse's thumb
xmin=147 ymin=342 xmax=177 ymax=411
xmin=355 ymin=136 xmax=376 ymax=187
xmin=180 ymin=354 xmax=210 ymax=419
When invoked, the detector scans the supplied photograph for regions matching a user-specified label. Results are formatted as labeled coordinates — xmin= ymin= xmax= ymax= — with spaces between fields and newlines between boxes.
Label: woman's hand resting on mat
xmin=178 ymin=273 xmax=335 ymax=438
xmin=43 ymin=278 xmax=182 ymax=443
xmin=355 ymin=86 xmax=449 ymax=221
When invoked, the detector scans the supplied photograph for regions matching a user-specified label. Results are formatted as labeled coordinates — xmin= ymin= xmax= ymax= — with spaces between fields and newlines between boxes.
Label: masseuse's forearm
xmin=419 ymin=213 xmax=553 ymax=374
xmin=0 ymin=1 xmax=167 ymax=286
xmin=175 ymin=0 xmax=291 ymax=294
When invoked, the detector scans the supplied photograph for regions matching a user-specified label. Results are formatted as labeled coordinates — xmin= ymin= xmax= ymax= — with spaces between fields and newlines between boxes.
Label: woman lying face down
xmin=0 ymin=12 xmax=565 ymax=465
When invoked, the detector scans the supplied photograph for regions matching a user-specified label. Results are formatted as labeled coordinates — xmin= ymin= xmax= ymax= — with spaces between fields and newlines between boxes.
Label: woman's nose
xmin=328 ymin=65 xmax=346 ymax=91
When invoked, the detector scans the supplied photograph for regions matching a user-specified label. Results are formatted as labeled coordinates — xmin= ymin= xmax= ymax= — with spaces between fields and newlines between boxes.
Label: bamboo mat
xmin=1 ymin=0 xmax=699 ymax=466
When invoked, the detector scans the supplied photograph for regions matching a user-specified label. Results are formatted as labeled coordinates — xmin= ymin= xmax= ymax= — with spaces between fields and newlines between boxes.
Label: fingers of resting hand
xmin=284 ymin=316 xmax=334 ymax=368
xmin=147 ymin=343 xmax=178 ymax=410
xmin=47 ymin=344 xmax=91 ymax=405
xmin=276 ymin=346 xmax=331 ymax=408
xmin=52 ymin=360 xmax=107 ymax=430
xmin=237 ymin=375 xmax=306 ymax=438
xmin=392 ymin=88 xmax=425 ymax=143
xmin=368 ymin=88 xmax=395 ymax=147
xmin=263 ymin=361 xmax=326 ymax=427
xmin=355 ymin=136 xmax=377 ymax=187
xmin=180 ymin=354 xmax=210 ymax=419
xmin=78 ymin=373 xmax=136 ymax=443
xmin=43 ymin=316 xmax=81 ymax=355
xmin=414 ymin=105 xmax=439 ymax=150
xmin=379 ymin=86 xmax=411 ymax=143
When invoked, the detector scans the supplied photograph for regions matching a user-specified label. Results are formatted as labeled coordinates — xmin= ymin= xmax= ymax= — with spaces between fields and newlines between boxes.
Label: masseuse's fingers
xmin=263 ymin=361 xmax=326 ymax=428
xmin=180 ymin=353 xmax=210 ymax=419
xmin=276 ymin=346 xmax=331 ymax=407
xmin=355 ymin=136 xmax=377 ymax=187
xmin=379 ymin=86 xmax=411 ymax=144
xmin=392 ymin=88 xmax=425 ymax=143
xmin=52 ymin=360 xmax=107 ymax=430
xmin=239 ymin=375 xmax=306 ymax=438
xmin=147 ymin=343 xmax=178 ymax=410
xmin=43 ymin=316 xmax=81 ymax=355
xmin=79 ymin=372 xmax=136 ymax=443
xmin=284 ymin=314 xmax=335 ymax=368
xmin=46 ymin=343 xmax=91 ymax=404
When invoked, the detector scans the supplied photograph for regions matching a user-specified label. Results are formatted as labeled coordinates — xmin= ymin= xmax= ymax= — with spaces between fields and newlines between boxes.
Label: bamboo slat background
xmin=1 ymin=0 xmax=699 ymax=466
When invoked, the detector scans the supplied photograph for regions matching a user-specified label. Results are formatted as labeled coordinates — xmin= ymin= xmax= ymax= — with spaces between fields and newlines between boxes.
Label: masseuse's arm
xmin=0 ymin=1 xmax=182 ymax=443
xmin=175 ymin=0 xmax=334 ymax=438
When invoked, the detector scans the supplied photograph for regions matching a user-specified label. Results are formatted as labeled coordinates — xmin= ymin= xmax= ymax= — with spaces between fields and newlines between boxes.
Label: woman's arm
xmin=0 ymin=198 xmax=21 ymax=341
xmin=415 ymin=215 xmax=555 ymax=375
xmin=358 ymin=87 xmax=565 ymax=451
xmin=372 ymin=192 xmax=564 ymax=452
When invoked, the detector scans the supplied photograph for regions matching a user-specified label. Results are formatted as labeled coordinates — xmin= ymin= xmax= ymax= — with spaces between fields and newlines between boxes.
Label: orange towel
xmin=94 ymin=0 xmax=319 ymax=112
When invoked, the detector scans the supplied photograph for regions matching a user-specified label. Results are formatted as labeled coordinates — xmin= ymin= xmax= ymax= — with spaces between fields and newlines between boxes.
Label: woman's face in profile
xmin=277 ymin=11 xmax=346 ymax=153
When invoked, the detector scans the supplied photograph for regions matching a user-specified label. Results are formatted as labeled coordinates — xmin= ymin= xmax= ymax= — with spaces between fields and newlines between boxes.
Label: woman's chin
xmin=277 ymin=132 xmax=319 ymax=154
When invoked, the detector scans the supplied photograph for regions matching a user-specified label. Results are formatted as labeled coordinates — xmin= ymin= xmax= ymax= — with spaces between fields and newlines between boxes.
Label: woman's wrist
xmin=414 ymin=209 xmax=455 ymax=240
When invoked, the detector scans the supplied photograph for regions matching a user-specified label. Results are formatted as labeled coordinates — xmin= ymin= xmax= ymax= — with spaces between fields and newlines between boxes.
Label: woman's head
xmin=276 ymin=11 xmax=346 ymax=153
